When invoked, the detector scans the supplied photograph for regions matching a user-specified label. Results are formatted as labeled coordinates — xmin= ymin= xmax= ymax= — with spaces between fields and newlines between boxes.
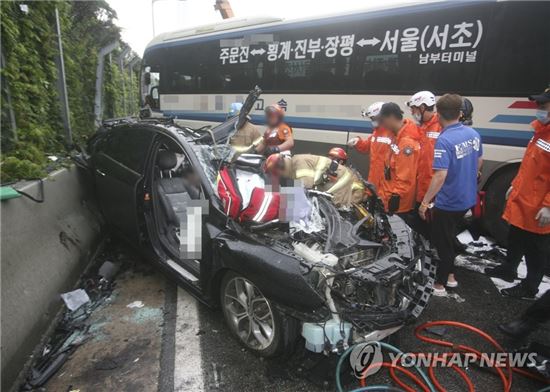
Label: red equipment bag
xmin=217 ymin=166 xmax=242 ymax=219
xmin=239 ymin=187 xmax=280 ymax=223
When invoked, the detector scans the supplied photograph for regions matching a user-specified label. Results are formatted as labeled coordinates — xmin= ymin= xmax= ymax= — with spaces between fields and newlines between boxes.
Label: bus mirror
xmin=144 ymin=72 xmax=151 ymax=85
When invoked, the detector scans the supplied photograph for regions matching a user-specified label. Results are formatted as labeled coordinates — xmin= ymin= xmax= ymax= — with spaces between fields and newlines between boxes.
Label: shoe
xmin=485 ymin=265 xmax=517 ymax=283
xmin=501 ymin=284 xmax=537 ymax=300
xmin=432 ymin=286 xmax=447 ymax=297
xmin=446 ymin=280 xmax=458 ymax=288
xmin=499 ymin=318 xmax=537 ymax=338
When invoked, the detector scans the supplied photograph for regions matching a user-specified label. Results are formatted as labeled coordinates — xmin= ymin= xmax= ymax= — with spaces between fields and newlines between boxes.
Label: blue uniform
xmin=432 ymin=122 xmax=482 ymax=211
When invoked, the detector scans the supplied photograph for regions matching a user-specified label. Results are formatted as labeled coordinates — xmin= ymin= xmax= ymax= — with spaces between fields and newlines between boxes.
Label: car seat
xmin=155 ymin=150 xmax=198 ymax=246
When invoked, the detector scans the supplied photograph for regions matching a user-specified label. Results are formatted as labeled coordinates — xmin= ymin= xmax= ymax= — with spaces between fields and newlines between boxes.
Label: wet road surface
xmin=41 ymin=243 xmax=548 ymax=392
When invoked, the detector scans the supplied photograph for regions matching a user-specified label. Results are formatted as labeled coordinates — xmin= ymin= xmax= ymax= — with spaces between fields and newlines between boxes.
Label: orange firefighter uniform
xmin=284 ymin=154 xmax=354 ymax=207
xmin=503 ymin=120 xmax=550 ymax=234
xmin=416 ymin=113 xmax=442 ymax=203
xmin=380 ymin=119 xmax=422 ymax=214
xmin=353 ymin=127 xmax=392 ymax=192
xmin=263 ymin=123 xmax=293 ymax=151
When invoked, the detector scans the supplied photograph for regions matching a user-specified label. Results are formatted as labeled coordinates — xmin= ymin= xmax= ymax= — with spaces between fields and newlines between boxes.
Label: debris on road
xmin=21 ymin=250 xmax=120 ymax=390
xmin=126 ymin=300 xmax=145 ymax=309
xmin=455 ymin=230 xmax=550 ymax=298
xmin=60 ymin=289 xmax=90 ymax=311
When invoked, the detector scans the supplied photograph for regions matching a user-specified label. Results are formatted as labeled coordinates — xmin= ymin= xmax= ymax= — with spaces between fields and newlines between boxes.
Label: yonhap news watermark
xmin=350 ymin=342 xmax=538 ymax=379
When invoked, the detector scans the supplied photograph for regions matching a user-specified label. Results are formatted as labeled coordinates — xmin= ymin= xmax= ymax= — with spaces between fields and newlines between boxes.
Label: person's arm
xmin=278 ymin=133 xmax=294 ymax=152
xmin=255 ymin=138 xmax=266 ymax=154
xmin=419 ymin=170 xmax=448 ymax=220
xmin=352 ymin=137 xmax=371 ymax=154
xmin=326 ymin=167 xmax=353 ymax=194
xmin=418 ymin=139 xmax=451 ymax=219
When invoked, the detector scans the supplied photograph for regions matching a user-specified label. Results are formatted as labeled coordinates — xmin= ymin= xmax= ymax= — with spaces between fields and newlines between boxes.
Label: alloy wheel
xmin=223 ymin=276 xmax=275 ymax=350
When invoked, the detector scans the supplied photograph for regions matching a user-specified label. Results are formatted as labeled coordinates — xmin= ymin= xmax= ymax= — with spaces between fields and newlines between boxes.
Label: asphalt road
xmin=41 ymin=242 xmax=549 ymax=392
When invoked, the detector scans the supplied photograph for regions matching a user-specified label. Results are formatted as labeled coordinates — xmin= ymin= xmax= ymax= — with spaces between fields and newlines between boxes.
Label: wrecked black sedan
xmin=78 ymin=88 xmax=434 ymax=357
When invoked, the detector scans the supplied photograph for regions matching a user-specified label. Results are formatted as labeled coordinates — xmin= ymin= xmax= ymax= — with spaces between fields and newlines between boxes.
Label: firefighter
xmin=256 ymin=104 xmax=294 ymax=156
xmin=227 ymin=102 xmax=262 ymax=154
xmin=485 ymin=87 xmax=550 ymax=299
xmin=264 ymin=153 xmax=354 ymax=207
xmin=347 ymin=102 xmax=391 ymax=192
xmin=327 ymin=147 xmax=368 ymax=203
xmin=407 ymin=91 xmax=441 ymax=205
xmin=377 ymin=103 xmax=422 ymax=222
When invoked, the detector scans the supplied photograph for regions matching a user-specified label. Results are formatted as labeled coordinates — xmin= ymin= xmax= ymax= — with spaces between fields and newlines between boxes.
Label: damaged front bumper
xmin=297 ymin=216 xmax=436 ymax=355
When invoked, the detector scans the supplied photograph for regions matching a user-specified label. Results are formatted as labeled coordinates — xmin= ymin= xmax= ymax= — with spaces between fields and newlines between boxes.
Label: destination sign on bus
xmin=219 ymin=19 xmax=483 ymax=66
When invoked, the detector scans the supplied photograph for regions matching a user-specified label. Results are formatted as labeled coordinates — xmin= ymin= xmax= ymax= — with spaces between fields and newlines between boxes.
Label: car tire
xmin=482 ymin=167 xmax=518 ymax=246
xmin=220 ymin=271 xmax=298 ymax=357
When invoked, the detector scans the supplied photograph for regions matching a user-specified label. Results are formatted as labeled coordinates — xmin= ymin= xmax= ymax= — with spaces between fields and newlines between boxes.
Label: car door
xmin=92 ymin=127 xmax=155 ymax=243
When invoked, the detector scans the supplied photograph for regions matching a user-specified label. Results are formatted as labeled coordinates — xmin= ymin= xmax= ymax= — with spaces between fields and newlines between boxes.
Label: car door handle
xmin=96 ymin=169 xmax=106 ymax=177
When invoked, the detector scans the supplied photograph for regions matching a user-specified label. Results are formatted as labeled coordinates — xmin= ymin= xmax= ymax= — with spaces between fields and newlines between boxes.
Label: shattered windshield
xmin=193 ymin=143 xmax=235 ymax=193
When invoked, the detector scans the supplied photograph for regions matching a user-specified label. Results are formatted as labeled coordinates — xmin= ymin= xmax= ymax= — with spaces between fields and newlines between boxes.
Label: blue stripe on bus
xmin=163 ymin=111 xmax=532 ymax=148
xmin=145 ymin=1 xmax=484 ymax=54
xmin=490 ymin=114 xmax=535 ymax=124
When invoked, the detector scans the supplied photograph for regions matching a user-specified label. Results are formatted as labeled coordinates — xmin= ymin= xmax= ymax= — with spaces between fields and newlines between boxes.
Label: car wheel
xmin=482 ymin=167 xmax=518 ymax=246
xmin=220 ymin=271 xmax=296 ymax=357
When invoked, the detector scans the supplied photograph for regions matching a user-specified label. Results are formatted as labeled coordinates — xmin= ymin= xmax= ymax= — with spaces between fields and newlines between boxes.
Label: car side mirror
xmin=144 ymin=72 xmax=151 ymax=85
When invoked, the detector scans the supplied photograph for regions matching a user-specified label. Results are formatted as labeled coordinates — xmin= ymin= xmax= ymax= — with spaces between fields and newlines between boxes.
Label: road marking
xmin=174 ymin=287 xmax=204 ymax=391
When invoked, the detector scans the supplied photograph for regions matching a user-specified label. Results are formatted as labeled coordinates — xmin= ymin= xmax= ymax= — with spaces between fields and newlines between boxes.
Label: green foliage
xmin=0 ymin=1 xmax=141 ymax=182
xmin=0 ymin=156 xmax=46 ymax=182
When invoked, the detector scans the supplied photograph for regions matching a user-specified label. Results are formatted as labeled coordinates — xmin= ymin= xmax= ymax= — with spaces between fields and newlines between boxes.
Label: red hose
xmin=359 ymin=362 xmax=431 ymax=392
xmin=415 ymin=320 xmax=514 ymax=392
xmin=351 ymin=320 xmax=550 ymax=392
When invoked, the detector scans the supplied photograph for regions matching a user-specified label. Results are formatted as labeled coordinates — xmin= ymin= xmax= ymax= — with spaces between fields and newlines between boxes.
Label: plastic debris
xmin=127 ymin=300 xmax=145 ymax=309
xmin=60 ymin=289 xmax=90 ymax=311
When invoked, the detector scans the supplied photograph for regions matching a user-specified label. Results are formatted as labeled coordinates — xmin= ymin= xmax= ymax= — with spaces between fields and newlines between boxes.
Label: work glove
xmin=388 ymin=194 xmax=400 ymax=215
xmin=265 ymin=146 xmax=280 ymax=156
xmin=505 ymin=186 xmax=512 ymax=200
xmin=347 ymin=137 xmax=359 ymax=147
xmin=535 ymin=206 xmax=550 ymax=227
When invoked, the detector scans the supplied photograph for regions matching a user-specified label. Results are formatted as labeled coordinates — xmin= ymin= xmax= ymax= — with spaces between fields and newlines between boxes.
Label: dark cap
xmin=528 ymin=86 xmax=550 ymax=104
xmin=379 ymin=102 xmax=404 ymax=118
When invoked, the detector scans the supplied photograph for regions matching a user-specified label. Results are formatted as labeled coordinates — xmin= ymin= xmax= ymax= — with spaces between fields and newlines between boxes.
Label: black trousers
xmin=502 ymin=225 xmax=550 ymax=293
xmin=431 ymin=207 xmax=468 ymax=285
xmin=398 ymin=204 xmax=430 ymax=240
xmin=524 ymin=289 xmax=550 ymax=324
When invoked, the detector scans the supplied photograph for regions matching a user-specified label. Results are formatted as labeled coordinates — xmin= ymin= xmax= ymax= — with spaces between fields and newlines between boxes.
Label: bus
xmin=140 ymin=1 xmax=550 ymax=244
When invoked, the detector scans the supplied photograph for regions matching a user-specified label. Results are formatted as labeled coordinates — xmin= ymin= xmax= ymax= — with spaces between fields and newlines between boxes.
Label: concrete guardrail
xmin=1 ymin=166 xmax=102 ymax=391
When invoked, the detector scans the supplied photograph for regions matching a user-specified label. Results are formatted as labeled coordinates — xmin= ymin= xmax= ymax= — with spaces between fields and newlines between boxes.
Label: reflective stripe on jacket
xmin=416 ymin=113 xmax=442 ymax=202
xmin=354 ymin=127 xmax=392 ymax=192
xmin=289 ymin=154 xmax=354 ymax=207
xmin=503 ymin=120 xmax=550 ymax=234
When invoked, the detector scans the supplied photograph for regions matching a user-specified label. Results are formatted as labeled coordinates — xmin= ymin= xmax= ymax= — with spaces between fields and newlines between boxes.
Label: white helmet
xmin=407 ymin=91 xmax=436 ymax=108
xmin=361 ymin=101 xmax=385 ymax=118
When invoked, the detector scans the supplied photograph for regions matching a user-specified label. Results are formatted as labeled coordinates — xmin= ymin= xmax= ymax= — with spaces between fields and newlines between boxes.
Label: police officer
xmin=256 ymin=104 xmax=294 ymax=156
xmin=377 ymin=103 xmax=422 ymax=222
xmin=227 ymin=102 xmax=262 ymax=154
xmin=486 ymin=87 xmax=550 ymax=299
xmin=264 ymin=153 xmax=354 ymax=207
xmin=418 ymin=94 xmax=483 ymax=296
xmin=347 ymin=102 xmax=391 ymax=193
xmin=407 ymin=91 xmax=441 ymax=206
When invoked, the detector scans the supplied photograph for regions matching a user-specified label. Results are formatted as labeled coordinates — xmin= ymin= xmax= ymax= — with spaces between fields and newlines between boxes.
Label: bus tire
xmin=482 ymin=166 xmax=518 ymax=246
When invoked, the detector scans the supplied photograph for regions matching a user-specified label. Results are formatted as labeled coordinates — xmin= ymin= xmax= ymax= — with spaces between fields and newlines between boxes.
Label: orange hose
xmin=415 ymin=320 xmax=513 ymax=392
xmin=359 ymin=361 xmax=431 ymax=392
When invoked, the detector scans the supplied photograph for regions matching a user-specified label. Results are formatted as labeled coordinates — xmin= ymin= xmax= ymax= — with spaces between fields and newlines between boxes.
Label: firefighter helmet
xmin=328 ymin=147 xmax=348 ymax=164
